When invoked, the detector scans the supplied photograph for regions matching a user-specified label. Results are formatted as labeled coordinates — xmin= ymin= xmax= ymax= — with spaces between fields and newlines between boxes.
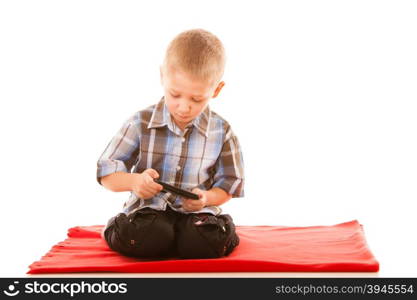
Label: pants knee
xmin=176 ymin=214 xmax=238 ymax=259
xmin=104 ymin=210 xmax=175 ymax=258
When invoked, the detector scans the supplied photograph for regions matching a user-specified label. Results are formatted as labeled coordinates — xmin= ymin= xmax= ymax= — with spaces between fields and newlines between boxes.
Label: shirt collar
xmin=148 ymin=97 xmax=211 ymax=137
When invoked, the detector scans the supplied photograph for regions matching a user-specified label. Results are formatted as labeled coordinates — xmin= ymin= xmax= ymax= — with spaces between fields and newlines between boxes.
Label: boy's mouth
xmin=176 ymin=114 xmax=190 ymax=120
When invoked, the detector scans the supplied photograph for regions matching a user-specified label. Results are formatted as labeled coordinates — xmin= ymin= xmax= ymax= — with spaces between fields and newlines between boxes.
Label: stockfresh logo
xmin=3 ymin=281 xmax=20 ymax=297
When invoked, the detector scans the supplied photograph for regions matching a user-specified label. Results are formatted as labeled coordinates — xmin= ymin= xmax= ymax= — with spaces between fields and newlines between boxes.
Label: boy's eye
xmin=171 ymin=93 xmax=180 ymax=98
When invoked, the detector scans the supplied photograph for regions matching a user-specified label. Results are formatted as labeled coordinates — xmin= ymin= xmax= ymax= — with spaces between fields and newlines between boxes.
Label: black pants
xmin=103 ymin=205 xmax=240 ymax=259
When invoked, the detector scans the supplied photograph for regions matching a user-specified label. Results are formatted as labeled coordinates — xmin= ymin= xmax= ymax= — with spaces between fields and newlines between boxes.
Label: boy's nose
xmin=178 ymin=100 xmax=191 ymax=112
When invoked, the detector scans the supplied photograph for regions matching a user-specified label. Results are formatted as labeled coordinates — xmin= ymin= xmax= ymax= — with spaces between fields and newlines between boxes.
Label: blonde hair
xmin=163 ymin=29 xmax=226 ymax=84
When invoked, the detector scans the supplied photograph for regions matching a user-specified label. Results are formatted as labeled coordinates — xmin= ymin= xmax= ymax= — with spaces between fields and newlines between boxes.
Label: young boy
xmin=97 ymin=29 xmax=244 ymax=259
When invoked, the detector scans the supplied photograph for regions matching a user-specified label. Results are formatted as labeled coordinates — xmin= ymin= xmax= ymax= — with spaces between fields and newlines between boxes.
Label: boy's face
xmin=160 ymin=66 xmax=224 ymax=130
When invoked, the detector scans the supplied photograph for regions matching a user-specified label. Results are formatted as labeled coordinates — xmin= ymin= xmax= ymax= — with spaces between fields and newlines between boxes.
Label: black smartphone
xmin=154 ymin=180 xmax=200 ymax=200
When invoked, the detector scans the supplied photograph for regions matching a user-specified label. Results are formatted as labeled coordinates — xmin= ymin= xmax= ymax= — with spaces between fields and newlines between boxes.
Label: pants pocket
xmin=105 ymin=209 xmax=158 ymax=257
xmin=125 ymin=209 xmax=158 ymax=249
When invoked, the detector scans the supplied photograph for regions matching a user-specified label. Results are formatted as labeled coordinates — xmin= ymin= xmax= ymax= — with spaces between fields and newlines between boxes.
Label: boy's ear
xmin=212 ymin=81 xmax=225 ymax=99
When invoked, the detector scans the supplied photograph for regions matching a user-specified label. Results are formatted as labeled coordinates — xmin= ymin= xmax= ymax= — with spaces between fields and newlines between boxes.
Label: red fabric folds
xmin=27 ymin=220 xmax=379 ymax=274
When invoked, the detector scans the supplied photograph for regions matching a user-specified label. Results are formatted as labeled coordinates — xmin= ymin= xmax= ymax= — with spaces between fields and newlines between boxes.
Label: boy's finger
xmin=183 ymin=199 xmax=195 ymax=207
xmin=148 ymin=179 xmax=163 ymax=191
xmin=145 ymin=168 xmax=159 ymax=179
xmin=183 ymin=201 xmax=193 ymax=210
xmin=143 ymin=174 xmax=162 ymax=190
xmin=192 ymin=188 xmax=203 ymax=198
xmin=143 ymin=185 xmax=161 ymax=195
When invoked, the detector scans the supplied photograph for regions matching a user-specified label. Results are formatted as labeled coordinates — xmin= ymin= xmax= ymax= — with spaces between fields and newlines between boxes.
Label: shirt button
xmin=181 ymin=137 xmax=186 ymax=143
xmin=176 ymin=166 xmax=181 ymax=171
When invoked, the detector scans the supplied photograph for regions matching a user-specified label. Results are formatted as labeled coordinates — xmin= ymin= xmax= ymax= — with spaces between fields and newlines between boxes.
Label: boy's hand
xmin=182 ymin=188 xmax=208 ymax=212
xmin=131 ymin=169 xmax=163 ymax=199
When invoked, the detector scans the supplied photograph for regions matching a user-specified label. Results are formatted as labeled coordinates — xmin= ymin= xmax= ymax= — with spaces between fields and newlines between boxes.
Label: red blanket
xmin=27 ymin=220 xmax=379 ymax=274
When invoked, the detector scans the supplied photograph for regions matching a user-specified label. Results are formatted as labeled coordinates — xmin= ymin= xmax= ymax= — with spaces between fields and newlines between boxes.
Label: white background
xmin=0 ymin=0 xmax=416 ymax=277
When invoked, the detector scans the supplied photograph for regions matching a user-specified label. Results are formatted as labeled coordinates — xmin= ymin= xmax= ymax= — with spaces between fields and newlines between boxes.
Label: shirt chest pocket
xmin=196 ymin=151 xmax=221 ymax=183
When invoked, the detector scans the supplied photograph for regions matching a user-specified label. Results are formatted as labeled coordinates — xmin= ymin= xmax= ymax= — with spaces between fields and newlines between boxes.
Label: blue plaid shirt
xmin=97 ymin=97 xmax=244 ymax=216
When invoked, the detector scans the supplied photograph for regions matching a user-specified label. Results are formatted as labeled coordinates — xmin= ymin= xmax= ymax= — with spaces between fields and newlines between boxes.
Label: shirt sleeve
xmin=96 ymin=117 xmax=140 ymax=185
xmin=211 ymin=126 xmax=245 ymax=197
